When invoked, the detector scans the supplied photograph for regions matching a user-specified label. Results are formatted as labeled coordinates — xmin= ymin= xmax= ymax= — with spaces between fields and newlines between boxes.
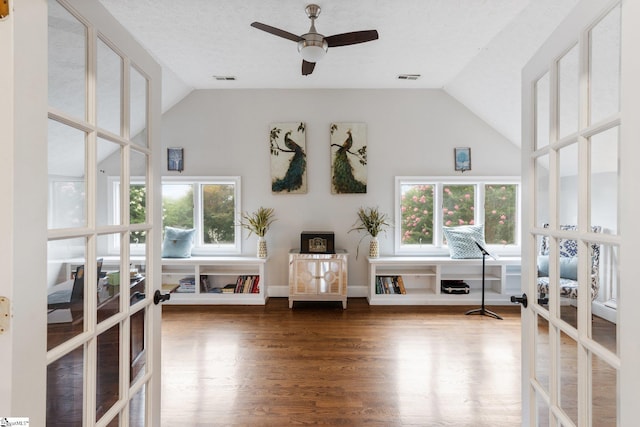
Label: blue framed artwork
xmin=168 ymin=147 xmax=184 ymax=172
xmin=454 ymin=147 xmax=471 ymax=172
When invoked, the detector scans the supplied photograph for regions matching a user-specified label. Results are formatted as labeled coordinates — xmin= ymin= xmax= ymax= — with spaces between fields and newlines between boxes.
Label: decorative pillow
xmin=540 ymin=224 xmax=578 ymax=256
xmin=162 ymin=227 xmax=196 ymax=258
xmin=559 ymin=256 xmax=578 ymax=280
xmin=540 ymin=224 xmax=602 ymax=273
xmin=537 ymin=255 xmax=578 ymax=280
xmin=537 ymin=255 xmax=549 ymax=277
xmin=442 ymin=224 xmax=487 ymax=259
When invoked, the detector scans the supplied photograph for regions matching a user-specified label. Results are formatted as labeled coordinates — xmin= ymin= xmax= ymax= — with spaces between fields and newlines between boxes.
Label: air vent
xmin=213 ymin=76 xmax=237 ymax=81
xmin=397 ymin=74 xmax=421 ymax=80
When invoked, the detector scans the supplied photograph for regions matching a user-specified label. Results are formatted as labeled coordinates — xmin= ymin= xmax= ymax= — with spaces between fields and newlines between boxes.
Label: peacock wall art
xmin=330 ymin=123 xmax=367 ymax=194
xmin=270 ymin=122 xmax=307 ymax=194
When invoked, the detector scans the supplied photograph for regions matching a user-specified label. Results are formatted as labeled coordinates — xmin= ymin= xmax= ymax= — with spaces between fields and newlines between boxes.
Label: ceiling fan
xmin=251 ymin=4 xmax=379 ymax=76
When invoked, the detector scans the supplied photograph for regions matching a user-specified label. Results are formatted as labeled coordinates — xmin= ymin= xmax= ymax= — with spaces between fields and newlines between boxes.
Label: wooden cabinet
xmin=288 ymin=250 xmax=348 ymax=309
xmin=367 ymin=256 xmax=521 ymax=305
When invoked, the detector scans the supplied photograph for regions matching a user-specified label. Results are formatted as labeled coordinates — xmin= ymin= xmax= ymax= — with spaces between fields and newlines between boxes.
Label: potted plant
xmin=349 ymin=206 xmax=391 ymax=258
xmin=240 ymin=207 xmax=276 ymax=258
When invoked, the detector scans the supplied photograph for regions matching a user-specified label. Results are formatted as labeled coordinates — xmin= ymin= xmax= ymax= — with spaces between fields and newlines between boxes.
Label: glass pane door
xmin=47 ymin=1 xmax=159 ymax=425
xmin=523 ymin=2 xmax=622 ymax=425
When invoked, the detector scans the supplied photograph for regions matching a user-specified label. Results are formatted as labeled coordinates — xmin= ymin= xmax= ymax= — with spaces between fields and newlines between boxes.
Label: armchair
xmin=537 ymin=225 xmax=601 ymax=301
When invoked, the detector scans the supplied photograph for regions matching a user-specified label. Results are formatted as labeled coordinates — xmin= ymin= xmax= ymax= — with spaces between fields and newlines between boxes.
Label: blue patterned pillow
xmin=162 ymin=227 xmax=196 ymax=258
xmin=443 ymin=225 xmax=486 ymax=259
xmin=540 ymin=224 xmax=601 ymax=259
xmin=540 ymin=224 xmax=578 ymax=257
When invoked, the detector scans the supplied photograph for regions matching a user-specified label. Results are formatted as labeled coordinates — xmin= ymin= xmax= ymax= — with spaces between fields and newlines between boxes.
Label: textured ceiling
xmin=98 ymin=0 xmax=579 ymax=145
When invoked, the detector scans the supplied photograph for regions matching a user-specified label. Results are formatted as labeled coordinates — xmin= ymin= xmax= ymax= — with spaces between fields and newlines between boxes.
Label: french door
xmin=521 ymin=0 xmax=640 ymax=425
xmin=45 ymin=1 xmax=162 ymax=426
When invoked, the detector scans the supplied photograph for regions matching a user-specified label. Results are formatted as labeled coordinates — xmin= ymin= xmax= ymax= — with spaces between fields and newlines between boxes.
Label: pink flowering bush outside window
xmin=400 ymin=184 xmax=434 ymax=244
xmin=399 ymin=181 xmax=518 ymax=248
xmin=484 ymin=184 xmax=517 ymax=245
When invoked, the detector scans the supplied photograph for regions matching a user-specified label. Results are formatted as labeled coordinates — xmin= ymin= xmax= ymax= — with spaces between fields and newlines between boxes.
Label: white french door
xmin=45 ymin=1 xmax=162 ymax=426
xmin=521 ymin=0 xmax=640 ymax=425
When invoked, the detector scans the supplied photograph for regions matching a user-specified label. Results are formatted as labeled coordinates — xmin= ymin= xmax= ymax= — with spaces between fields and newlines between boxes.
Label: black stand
xmin=465 ymin=242 xmax=502 ymax=320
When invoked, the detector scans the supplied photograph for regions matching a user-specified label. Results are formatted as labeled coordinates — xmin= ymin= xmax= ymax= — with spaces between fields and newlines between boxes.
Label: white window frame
xmin=109 ymin=175 xmax=242 ymax=255
xmin=395 ymin=176 xmax=521 ymax=256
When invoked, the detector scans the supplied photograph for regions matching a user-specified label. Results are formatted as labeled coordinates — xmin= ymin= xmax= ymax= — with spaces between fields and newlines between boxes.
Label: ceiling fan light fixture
xmin=297 ymin=35 xmax=328 ymax=62
xmin=251 ymin=3 xmax=378 ymax=75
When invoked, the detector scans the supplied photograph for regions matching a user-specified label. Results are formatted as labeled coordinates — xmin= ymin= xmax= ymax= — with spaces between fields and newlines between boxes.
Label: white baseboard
xmin=592 ymin=301 xmax=617 ymax=324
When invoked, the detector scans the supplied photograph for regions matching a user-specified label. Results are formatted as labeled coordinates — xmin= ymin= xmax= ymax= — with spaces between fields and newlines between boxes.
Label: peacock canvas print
xmin=330 ymin=123 xmax=367 ymax=194
xmin=270 ymin=122 xmax=307 ymax=194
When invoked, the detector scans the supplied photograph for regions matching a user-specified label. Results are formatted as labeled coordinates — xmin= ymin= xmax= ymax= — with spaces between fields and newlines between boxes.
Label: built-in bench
xmin=53 ymin=255 xmax=268 ymax=305
xmin=367 ymin=256 xmax=522 ymax=305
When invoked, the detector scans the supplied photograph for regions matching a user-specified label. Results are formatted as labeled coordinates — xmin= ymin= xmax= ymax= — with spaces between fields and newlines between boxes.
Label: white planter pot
xmin=369 ymin=236 xmax=379 ymax=258
xmin=257 ymin=237 xmax=268 ymax=258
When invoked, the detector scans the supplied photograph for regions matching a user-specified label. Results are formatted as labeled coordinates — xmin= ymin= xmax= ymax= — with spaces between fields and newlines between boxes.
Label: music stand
xmin=465 ymin=241 xmax=502 ymax=320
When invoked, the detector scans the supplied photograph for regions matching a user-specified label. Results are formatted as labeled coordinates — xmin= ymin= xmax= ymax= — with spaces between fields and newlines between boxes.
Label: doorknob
xmin=510 ymin=293 xmax=528 ymax=308
xmin=154 ymin=289 xmax=171 ymax=305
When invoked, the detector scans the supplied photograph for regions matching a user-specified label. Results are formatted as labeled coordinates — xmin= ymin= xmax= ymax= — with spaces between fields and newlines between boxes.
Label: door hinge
xmin=0 ymin=296 xmax=9 ymax=334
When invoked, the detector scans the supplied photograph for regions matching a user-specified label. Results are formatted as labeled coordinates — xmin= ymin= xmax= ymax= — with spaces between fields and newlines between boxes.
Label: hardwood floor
xmin=161 ymin=299 xmax=523 ymax=426
xmin=44 ymin=298 xmax=616 ymax=425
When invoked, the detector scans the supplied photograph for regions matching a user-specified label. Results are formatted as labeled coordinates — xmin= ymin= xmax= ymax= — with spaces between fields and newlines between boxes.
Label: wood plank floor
xmin=161 ymin=298 xmax=523 ymax=426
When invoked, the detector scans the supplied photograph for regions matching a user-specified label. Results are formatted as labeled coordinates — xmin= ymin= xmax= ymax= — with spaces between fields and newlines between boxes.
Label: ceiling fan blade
xmin=250 ymin=22 xmax=304 ymax=42
xmin=325 ymin=30 xmax=379 ymax=48
xmin=302 ymin=60 xmax=316 ymax=76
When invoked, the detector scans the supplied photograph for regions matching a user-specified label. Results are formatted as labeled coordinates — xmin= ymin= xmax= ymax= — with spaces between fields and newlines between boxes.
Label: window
xmin=111 ymin=176 xmax=241 ymax=254
xmin=48 ymin=177 xmax=86 ymax=229
xmin=395 ymin=177 xmax=520 ymax=255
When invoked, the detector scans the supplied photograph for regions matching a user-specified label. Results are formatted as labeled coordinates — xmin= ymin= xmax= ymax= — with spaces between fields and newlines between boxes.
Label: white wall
xmin=160 ymin=89 xmax=521 ymax=295
xmin=559 ymin=172 xmax=618 ymax=233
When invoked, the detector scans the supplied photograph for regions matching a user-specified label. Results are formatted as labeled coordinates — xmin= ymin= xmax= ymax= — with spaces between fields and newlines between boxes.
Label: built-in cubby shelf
xmin=162 ymin=257 xmax=267 ymax=305
xmin=367 ymin=256 xmax=521 ymax=305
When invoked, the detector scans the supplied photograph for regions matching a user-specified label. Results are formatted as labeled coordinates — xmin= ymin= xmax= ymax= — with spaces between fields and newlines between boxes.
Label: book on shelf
xmin=243 ymin=275 xmax=252 ymax=293
xmin=200 ymin=275 xmax=211 ymax=292
xmin=230 ymin=275 xmax=260 ymax=294
xmin=385 ymin=276 xmax=394 ymax=294
xmin=376 ymin=275 xmax=405 ymax=295
xmin=251 ymin=275 xmax=260 ymax=293
xmin=396 ymin=276 xmax=407 ymax=294
xmin=177 ymin=276 xmax=196 ymax=293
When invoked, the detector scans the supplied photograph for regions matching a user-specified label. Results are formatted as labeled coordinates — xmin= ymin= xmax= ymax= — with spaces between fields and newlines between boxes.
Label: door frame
xmin=0 ymin=0 xmax=49 ymax=421
xmin=618 ymin=0 xmax=640 ymax=421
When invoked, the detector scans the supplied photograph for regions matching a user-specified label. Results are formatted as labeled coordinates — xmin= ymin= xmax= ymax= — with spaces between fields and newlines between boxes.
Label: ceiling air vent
xmin=213 ymin=76 xmax=236 ymax=81
xmin=397 ymin=74 xmax=421 ymax=80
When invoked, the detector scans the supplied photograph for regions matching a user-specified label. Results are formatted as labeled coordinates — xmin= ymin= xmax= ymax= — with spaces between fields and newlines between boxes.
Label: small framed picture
xmin=454 ymin=147 xmax=471 ymax=172
xmin=167 ymin=147 xmax=184 ymax=172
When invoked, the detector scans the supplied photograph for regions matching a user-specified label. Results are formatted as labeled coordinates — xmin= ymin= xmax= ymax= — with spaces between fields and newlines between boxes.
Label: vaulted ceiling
xmin=98 ymin=0 xmax=579 ymax=145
